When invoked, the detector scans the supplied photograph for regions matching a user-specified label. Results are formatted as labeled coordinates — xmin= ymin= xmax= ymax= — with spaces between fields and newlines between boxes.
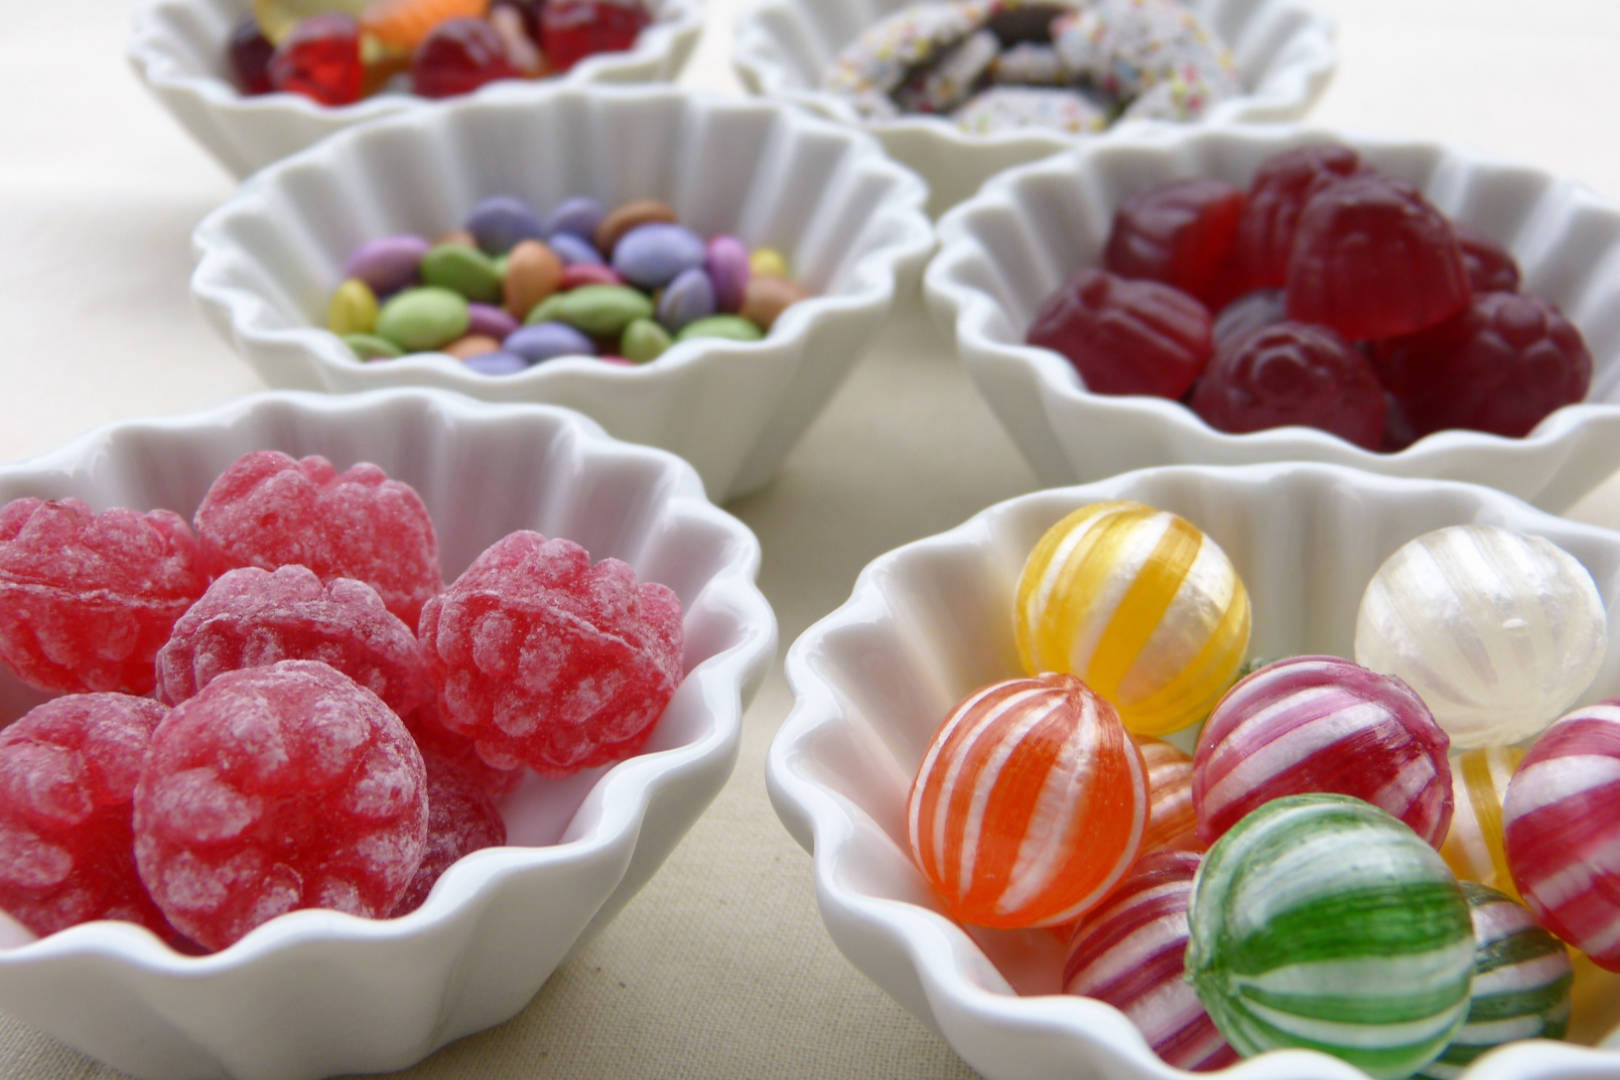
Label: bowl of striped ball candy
xmin=768 ymin=460 xmax=1620 ymax=1080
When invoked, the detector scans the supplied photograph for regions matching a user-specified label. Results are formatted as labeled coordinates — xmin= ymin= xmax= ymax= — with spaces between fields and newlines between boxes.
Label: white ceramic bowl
xmin=190 ymin=85 xmax=935 ymax=503
xmin=732 ymin=0 xmax=1337 ymax=214
xmin=128 ymin=0 xmax=704 ymax=178
xmin=0 ymin=389 xmax=775 ymax=1080
xmin=769 ymin=461 xmax=1620 ymax=1080
xmin=927 ymin=125 xmax=1620 ymax=512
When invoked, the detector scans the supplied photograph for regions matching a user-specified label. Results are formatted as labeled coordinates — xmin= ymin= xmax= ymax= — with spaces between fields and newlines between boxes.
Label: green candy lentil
xmin=621 ymin=318 xmax=672 ymax=364
xmin=491 ymin=254 xmax=509 ymax=280
xmin=524 ymin=293 xmax=569 ymax=327
xmin=375 ymin=286 xmax=470 ymax=352
xmin=550 ymin=285 xmax=654 ymax=337
xmin=342 ymin=333 xmax=403 ymax=360
xmin=675 ymin=315 xmax=764 ymax=343
xmin=327 ymin=278 xmax=378 ymax=336
xmin=420 ymin=243 xmax=502 ymax=303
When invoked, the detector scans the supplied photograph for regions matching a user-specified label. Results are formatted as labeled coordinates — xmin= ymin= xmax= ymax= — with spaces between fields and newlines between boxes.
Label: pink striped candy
xmin=1193 ymin=655 xmax=1453 ymax=847
xmin=1062 ymin=849 xmax=1238 ymax=1072
xmin=1505 ymin=700 xmax=1620 ymax=970
xmin=1136 ymin=736 xmax=1201 ymax=854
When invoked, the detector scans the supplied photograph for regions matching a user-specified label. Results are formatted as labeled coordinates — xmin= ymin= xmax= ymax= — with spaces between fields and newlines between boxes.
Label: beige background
xmin=4 ymin=0 xmax=1620 ymax=1076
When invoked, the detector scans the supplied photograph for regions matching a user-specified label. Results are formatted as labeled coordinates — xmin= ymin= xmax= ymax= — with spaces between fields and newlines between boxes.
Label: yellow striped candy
xmin=1439 ymin=745 xmax=1523 ymax=900
xmin=1015 ymin=502 xmax=1250 ymax=736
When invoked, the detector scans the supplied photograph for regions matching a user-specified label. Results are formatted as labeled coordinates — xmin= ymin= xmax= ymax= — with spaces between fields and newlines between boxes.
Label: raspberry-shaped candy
xmin=268 ymin=13 xmax=364 ymax=106
xmin=391 ymin=752 xmax=506 ymax=915
xmin=540 ymin=0 xmax=651 ymax=72
xmin=1189 ymin=322 xmax=1386 ymax=449
xmin=0 ymin=497 xmax=209 ymax=695
xmin=410 ymin=17 xmax=520 ymax=99
xmin=1211 ymin=288 xmax=1285 ymax=352
xmin=133 ymin=661 xmax=428 ymax=951
xmin=1455 ymin=225 xmax=1522 ymax=293
xmin=1230 ymin=144 xmax=1365 ymax=289
xmin=0 ymin=694 xmax=172 ymax=938
xmin=1375 ymin=292 xmax=1591 ymax=438
xmin=194 ymin=451 xmax=442 ymax=628
xmin=1286 ymin=173 xmax=1471 ymax=341
xmin=1103 ymin=178 xmax=1246 ymax=307
xmin=403 ymin=700 xmax=524 ymax=798
xmin=419 ymin=532 xmax=684 ymax=775
xmin=156 ymin=565 xmax=430 ymax=719
xmin=1026 ymin=268 xmax=1212 ymax=399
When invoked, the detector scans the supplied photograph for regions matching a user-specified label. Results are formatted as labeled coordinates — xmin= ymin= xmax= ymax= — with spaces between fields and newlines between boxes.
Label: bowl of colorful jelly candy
xmin=0 ymin=388 xmax=775 ymax=1080
xmin=926 ymin=125 xmax=1620 ymax=510
xmin=190 ymin=84 xmax=934 ymax=502
xmin=769 ymin=459 xmax=1620 ymax=1080
xmin=732 ymin=0 xmax=1337 ymax=214
xmin=128 ymin=0 xmax=704 ymax=178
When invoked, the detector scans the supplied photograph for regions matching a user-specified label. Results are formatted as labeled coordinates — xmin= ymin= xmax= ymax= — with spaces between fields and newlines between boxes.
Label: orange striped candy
xmin=906 ymin=672 xmax=1148 ymax=929
xmin=1135 ymin=736 xmax=1202 ymax=854
xmin=362 ymin=0 xmax=490 ymax=52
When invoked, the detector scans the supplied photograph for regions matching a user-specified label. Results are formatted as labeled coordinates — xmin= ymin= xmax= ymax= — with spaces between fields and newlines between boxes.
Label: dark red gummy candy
xmin=1103 ymin=177 xmax=1246 ymax=307
xmin=156 ymin=565 xmax=430 ymax=719
xmin=0 ymin=694 xmax=173 ymax=938
xmin=1212 ymin=288 xmax=1287 ymax=352
xmin=133 ymin=660 xmax=427 ymax=951
xmin=227 ymin=16 xmax=275 ymax=95
xmin=268 ymin=14 xmax=364 ymax=106
xmin=390 ymin=752 xmax=506 ymax=916
xmin=1454 ymin=225 xmax=1522 ymax=294
xmin=1026 ymin=267 xmax=1212 ymax=399
xmin=410 ymin=17 xmax=520 ymax=99
xmin=418 ymin=532 xmax=684 ymax=776
xmin=193 ymin=451 xmax=442 ymax=628
xmin=540 ymin=0 xmax=650 ymax=72
xmin=0 ymin=498 xmax=209 ymax=695
xmin=1230 ymin=144 xmax=1365 ymax=289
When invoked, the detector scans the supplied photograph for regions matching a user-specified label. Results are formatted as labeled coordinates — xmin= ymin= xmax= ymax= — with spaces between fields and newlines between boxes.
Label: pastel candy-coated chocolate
xmin=342 ymin=234 xmax=429 ymax=296
xmin=560 ymin=264 xmax=623 ymax=290
xmin=525 ymin=293 xmax=568 ymax=326
xmin=906 ymin=672 xmax=1148 ymax=929
xmin=548 ymin=232 xmax=605 ymax=266
xmin=612 ymin=223 xmax=706 ymax=290
xmin=420 ymin=243 xmax=502 ymax=303
xmin=327 ymin=278 xmax=378 ymax=335
xmin=621 ymin=318 xmax=672 ymax=364
xmin=704 ymin=235 xmax=750 ymax=312
xmin=343 ymin=333 xmax=402 ymax=360
xmin=595 ymin=198 xmax=676 ymax=254
xmin=1014 ymin=501 xmax=1251 ymax=737
xmin=466 ymin=301 xmax=519 ymax=341
xmin=656 ymin=267 xmax=716 ymax=332
xmin=543 ymin=196 xmax=607 ymax=241
xmin=504 ymin=322 xmax=596 ymax=365
xmin=1440 ymin=745 xmax=1524 ymax=900
xmin=463 ymin=351 xmax=528 ymax=375
xmin=1135 ymin=736 xmax=1200 ymax=853
xmin=1504 ymin=700 xmax=1620 ymax=970
xmin=444 ymin=334 xmax=501 ymax=360
xmin=740 ymin=274 xmax=808 ymax=331
xmin=376 ymin=286 xmax=470 ymax=351
xmin=1063 ymin=850 xmax=1238 ymax=1072
xmin=1193 ymin=655 xmax=1453 ymax=847
xmin=749 ymin=247 xmax=789 ymax=278
xmin=552 ymin=285 xmax=654 ymax=337
xmin=1355 ymin=524 xmax=1606 ymax=749
xmin=1187 ymin=794 xmax=1475 ymax=1080
xmin=676 ymin=315 xmax=763 ymax=342
xmin=464 ymin=195 xmax=547 ymax=255
xmin=501 ymin=239 xmax=563 ymax=319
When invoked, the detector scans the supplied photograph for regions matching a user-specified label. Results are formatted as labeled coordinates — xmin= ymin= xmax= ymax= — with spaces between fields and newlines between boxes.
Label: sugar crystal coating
xmin=390 ymin=751 xmax=507 ymax=915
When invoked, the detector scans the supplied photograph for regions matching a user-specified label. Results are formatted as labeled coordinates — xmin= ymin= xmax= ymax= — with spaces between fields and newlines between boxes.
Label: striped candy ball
xmin=907 ymin=672 xmax=1148 ymax=929
xmin=1415 ymin=883 xmax=1572 ymax=1080
xmin=1063 ymin=849 xmax=1238 ymax=1072
xmin=1504 ymin=700 xmax=1620 ymax=970
xmin=1440 ymin=746 xmax=1524 ymax=901
xmin=1187 ymin=794 xmax=1475 ymax=1080
xmin=1193 ymin=656 xmax=1453 ymax=847
xmin=1355 ymin=524 xmax=1606 ymax=750
xmin=1136 ymin=736 xmax=1201 ymax=854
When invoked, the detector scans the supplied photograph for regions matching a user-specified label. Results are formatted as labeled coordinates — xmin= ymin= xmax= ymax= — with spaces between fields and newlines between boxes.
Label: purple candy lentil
xmin=463 ymin=351 xmax=530 ymax=375
xmin=505 ymin=322 xmax=596 ymax=364
xmin=464 ymin=196 xmax=547 ymax=255
xmin=612 ymin=223 xmax=706 ymax=289
xmin=704 ymin=235 xmax=750 ymax=313
xmin=656 ymin=267 xmax=716 ymax=333
xmin=549 ymin=232 xmax=605 ymax=266
xmin=466 ymin=302 xmax=520 ymax=340
xmin=544 ymin=196 xmax=608 ymax=241
xmin=343 ymin=235 xmax=430 ymax=296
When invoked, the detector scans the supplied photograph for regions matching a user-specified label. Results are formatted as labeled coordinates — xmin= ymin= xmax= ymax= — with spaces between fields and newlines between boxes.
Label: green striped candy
xmin=1416 ymin=883 xmax=1572 ymax=1080
xmin=1186 ymin=794 xmax=1475 ymax=1080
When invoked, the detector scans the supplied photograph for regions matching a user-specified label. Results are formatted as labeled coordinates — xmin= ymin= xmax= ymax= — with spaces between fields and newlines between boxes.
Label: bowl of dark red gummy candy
xmin=0 ymin=388 xmax=775 ymax=1080
xmin=128 ymin=0 xmax=704 ymax=177
xmin=769 ymin=460 xmax=1620 ymax=1080
xmin=926 ymin=125 xmax=1620 ymax=510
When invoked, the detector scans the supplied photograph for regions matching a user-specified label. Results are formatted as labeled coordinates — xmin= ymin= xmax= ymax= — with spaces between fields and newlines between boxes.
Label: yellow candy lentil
xmin=327 ymin=278 xmax=379 ymax=336
xmin=749 ymin=247 xmax=789 ymax=279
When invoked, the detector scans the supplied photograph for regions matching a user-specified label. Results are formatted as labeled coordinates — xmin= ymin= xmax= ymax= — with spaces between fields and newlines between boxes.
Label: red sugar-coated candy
xmin=155 ymin=565 xmax=430 ymax=719
xmin=404 ymin=700 xmax=524 ymax=799
xmin=1230 ymin=144 xmax=1365 ymax=289
xmin=0 ymin=497 xmax=209 ymax=695
xmin=1135 ymin=737 xmax=1201 ymax=854
xmin=418 ymin=532 xmax=684 ymax=776
xmin=1026 ymin=268 xmax=1212 ymax=399
xmin=410 ymin=17 xmax=520 ymax=99
xmin=390 ymin=751 xmax=507 ymax=915
xmin=133 ymin=661 xmax=427 ymax=951
xmin=540 ymin=0 xmax=650 ymax=72
xmin=1189 ymin=321 xmax=1386 ymax=449
xmin=227 ymin=15 xmax=275 ymax=95
xmin=1455 ymin=225 xmax=1522 ymax=294
xmin=193 ymin=451 xmax=442 ymax=628
xmin=0 ymin=694 xmax=173 ymax=939
xmin=1374 ymin=291 xmax=1591 ymax=439
xmin=1285 ymin=173 xmax=1471 ymax=341
xmin=1104 ymin=178 xmax=1246 ymax=307
xmin=268 ymin=14 xmax=364 ymax=106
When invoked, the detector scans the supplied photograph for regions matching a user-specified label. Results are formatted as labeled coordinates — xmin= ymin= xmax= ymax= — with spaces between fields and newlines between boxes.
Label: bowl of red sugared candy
xmin=926 ymin=125 xmax=1620 ymax=511
xmin=128 ymin=0 xmax=704 ymax=177
xmin=0 ymin=388 xmax=774 ymax=1080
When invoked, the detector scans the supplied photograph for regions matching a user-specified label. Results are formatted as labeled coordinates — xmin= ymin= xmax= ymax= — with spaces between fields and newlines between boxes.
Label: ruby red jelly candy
xmin=0 ymin=498 xmax=209 ymax=695
xmin=155 ymin=565 xmax=430 ymax=719
xmin=1212 ymin=288 xmax=1286 ymax=352
xmin=411 ymin=17 xmax=520 ymax=98
xmin=133 ymin=660 xmax=427 ymax=951
xmin=1454 ymin=224 xmax=1522 ymax=294
xmin=1103 ymin=178 xmax=1246 ymax=307
xmin=390 ymin=752 xmax=506 ymax=916
xmin=268 ymin=14 xmax=364 ymax=106
xmin=540 ymin=0 xmax=650 ymax=71
xmin=1230 ymin=144 xmax=1364 ymax=289
xmin=1286 ymin=173 xmax=1471 ymax=341
xmin=194 ymin=451 xmax=442 ymax=628
xmin=0 ymin=694 xmax=173 ymax=939
xmin=1374 ymin=291 xmax=1592 ymax=439
xmin=227 ymin=15 xmax=275 ymax=95
xmin=1026 ymin=268 xmax=1212 ymax=399
xmin=418 ymin=532 xmax=684 ymax=775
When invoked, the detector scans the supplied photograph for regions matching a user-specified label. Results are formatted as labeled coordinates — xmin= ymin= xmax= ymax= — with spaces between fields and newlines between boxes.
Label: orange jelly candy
xmin=362 ymin=0 xmax=490 ymax=52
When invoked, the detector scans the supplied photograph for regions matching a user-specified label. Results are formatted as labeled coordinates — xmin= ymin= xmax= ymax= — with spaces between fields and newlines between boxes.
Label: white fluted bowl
xmin=0 ymin=389 xmax=776 ymax=1080
xmin=927 ymin=125 xmax=1620 ymax=511
xmin=128 ymin=0 xmax=703 ymax=178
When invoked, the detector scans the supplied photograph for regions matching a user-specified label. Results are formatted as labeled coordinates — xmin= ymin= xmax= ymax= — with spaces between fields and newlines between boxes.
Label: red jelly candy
xmin=155 ymin=565 xmax=430 ymax=719
xmin=1455 ymin=224 xmax=1522 ymax=294
xmin=1285 ymin=173 xmax=1471 ymax=341
xmin=540 ymin=0 xmax=650 ymax=71
xmin=410 ymin=17 xmax=520 ymax=99
xmin=133 ymin=660 xmax=427 ymax=951
xmin=0 ymin=497 xmax=209 ymax=695
xmin=268 ymin=14 xmax=364 ymax=106
xmin=390 ymin=751 xmax=506 ymax=915
xmin=1231 ymin=144 xmax=1365 ymax=289
xmin=418 ymin=532 xmax=684 ymax=775
xmin=1026 ymin=268 xmax=1212 ymax=399
xmin=1211 ymin=288 xmax=1286 ymax=353
xmin=227 ymin=15 xmax=275 ymax=95
xmin=0 ymin=694 xmax=173 ymax=939
xmin=193 ymin=451 xmax=442 ymax=628
xmin=1103 ymin=178 xmax=1246 ymax=307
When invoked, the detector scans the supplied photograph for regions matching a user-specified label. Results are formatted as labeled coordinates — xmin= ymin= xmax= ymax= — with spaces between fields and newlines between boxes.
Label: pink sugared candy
xmin=0 ymin=497 xmax=209 ymax=695
xmin=403 ymin=700 xmax=524 ymax=799
xmin=193 ymin=451 xmax=442 ymax=628
xmin=1193 ymin=655 xmax=1453 ymax=847
xmin=155 ymin=564 xmax=430 ymax=719
xmin=132 ymin=660 xmax=428 ymax=951
xmin=418 ymin=532 xmax=683 ymax=776
xmin=391 ymin=751 xmax=507 ymax=915
xmin=1136 ymin=736 xmax=1201 ymax=854
xmin=0 ymin=693 xmax=173 ymax=938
